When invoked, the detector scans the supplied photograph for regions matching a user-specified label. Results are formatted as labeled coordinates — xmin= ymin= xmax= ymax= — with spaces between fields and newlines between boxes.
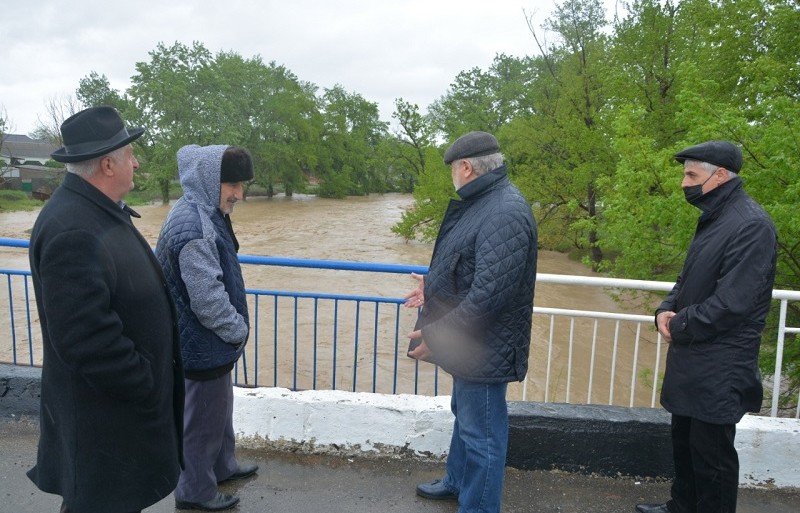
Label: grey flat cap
xmin=674 ymin=140 xmax=743 ymax=173
xmin=443 ymin=131 xmax=500 ymax=165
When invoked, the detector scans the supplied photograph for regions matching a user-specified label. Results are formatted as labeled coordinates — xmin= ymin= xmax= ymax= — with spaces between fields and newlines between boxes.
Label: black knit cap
xmin=443 ymin=131 xmax=500 ymax=165
xmin=220 ymin=146 xmax=254 ymax=183
xmin=674 ymin=140 xmax=743 ymax=173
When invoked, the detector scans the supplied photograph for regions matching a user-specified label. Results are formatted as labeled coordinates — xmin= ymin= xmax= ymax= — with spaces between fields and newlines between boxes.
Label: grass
xmin=0 ymin=190 xmax=44 ymax=212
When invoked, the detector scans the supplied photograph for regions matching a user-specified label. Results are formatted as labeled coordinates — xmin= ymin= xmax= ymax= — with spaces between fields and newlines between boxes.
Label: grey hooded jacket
xmin=156 ymin=144 xmax=249 ymax=376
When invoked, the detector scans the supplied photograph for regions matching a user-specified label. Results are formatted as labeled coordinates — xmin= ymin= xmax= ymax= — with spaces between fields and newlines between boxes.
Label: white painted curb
xmin=737 ymin=414 xmax=800 ymax=488
xmin=233 ymin=386 xmax=453 ymax=458
xmin=232 ymin=387 xmax=800 ymax=488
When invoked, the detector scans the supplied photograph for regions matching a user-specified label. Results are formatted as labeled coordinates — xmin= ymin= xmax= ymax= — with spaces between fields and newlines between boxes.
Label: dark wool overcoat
xmin=415 ymin=166 xmax=538 ymax=382
xmin=658 ymin=177 xmax=777 ymax=425
xmin=27 ymin=172 xmax=184 ymax=513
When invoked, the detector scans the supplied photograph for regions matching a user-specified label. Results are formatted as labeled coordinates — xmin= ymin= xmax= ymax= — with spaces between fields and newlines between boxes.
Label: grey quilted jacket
xmin=416 ymin=165 xmax=538 ymax=382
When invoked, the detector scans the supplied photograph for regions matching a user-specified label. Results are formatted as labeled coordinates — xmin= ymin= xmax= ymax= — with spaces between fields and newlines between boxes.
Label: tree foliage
xmin=397 ymin=0 xmax=800 ymax=408
xmin=45 ymin=1 xmax=799 ymax=407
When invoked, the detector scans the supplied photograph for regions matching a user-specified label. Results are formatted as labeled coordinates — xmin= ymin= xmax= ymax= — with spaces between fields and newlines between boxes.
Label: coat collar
xmin=60 ymin=172 xmax=140 ymax=223
xmin=695 ymin=175 xmax=743 ymax=222
xmin=456 ymin=165 xmax=509 ymax=200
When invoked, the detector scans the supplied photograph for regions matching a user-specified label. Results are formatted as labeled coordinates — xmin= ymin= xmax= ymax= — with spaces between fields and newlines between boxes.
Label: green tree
xmin=428 ymin=53 xmax=539 ymax=141
xmin=600 ymin=0 xmax=800 ymax=409
xmin=244 ymin=60 xmax=322 ymax=197
xmin=385 ymin=98 xmax=434 ymax=192
xmin=317 ymin=85 xmax=387 ymax=198
xmin=127 ymin=41 xmax=216 ymax=203
xmin=507 ymin=0 xmax=614 ymax=267
xmin=392 ymin=147 xmax=455 ymax=241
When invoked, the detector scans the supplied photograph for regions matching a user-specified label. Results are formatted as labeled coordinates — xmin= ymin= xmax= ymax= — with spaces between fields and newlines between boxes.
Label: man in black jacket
xmin=27 ymin=106 xmax=183 ymax=513
xmin=405 ymin=131 xmax=538 ymax=513
xmin=636 ymin=141 xmax=777 ymax=513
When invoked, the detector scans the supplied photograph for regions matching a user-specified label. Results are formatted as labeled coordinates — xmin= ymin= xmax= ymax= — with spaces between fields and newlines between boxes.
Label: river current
xmin=0 ymin=193 xmax=664 ymax=405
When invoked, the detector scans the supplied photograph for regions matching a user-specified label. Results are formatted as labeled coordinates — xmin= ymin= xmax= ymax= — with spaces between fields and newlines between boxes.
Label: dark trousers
xmin=174 ymin=372 xmax=239 ymax=503
xmin=668 ymin=415 xmax=738 ymax=513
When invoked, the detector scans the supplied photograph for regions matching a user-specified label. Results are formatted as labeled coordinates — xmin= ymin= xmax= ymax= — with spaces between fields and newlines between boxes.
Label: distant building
xmin=1 ymin=135 xmax=64 ymax=198
xmin=1 ymin=163 xmax=65 ymax=199
xmin=0 ymin=134 xmax=58 ymax=166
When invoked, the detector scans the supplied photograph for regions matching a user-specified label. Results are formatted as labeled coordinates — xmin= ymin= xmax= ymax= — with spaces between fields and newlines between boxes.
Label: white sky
xmin=1 ymin=0 xmax=624 ymax=135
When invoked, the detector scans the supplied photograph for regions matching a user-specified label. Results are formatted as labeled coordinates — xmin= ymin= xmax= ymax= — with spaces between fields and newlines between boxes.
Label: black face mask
xmin=682 ymin=171 xmax=715 ymax=205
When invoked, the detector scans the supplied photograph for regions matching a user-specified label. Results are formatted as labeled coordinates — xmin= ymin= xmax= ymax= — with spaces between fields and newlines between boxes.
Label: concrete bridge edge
xmin=2 ymin=364 xmax=797 ymax=488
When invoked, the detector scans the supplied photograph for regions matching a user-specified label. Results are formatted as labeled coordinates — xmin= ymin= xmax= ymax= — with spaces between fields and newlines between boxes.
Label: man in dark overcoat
xmin=636 ymin=141 xmax=777 ymax=513
xmin=404 ymin=131 xmax=538 ymax=513
xmin=27 ymin=106 xmax=184 ymax=513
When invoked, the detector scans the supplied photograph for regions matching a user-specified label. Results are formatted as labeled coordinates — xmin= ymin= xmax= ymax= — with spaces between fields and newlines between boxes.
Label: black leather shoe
xmin=218 ymin=464 xmax=259 ymax=484
xmin=635 ymin=504 xmax=670 ymax=513
xmin=416 ymin=479 xmax=458 ymax=500
xmin=175 ymin=492 xmax=240 ymax=511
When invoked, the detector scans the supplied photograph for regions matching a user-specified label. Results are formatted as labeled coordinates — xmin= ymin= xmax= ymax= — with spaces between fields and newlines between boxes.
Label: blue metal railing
xmin=4 ymin=236 xmax=799 ymax=414
xmin=0 ymin=237 xmax=439 ymax=395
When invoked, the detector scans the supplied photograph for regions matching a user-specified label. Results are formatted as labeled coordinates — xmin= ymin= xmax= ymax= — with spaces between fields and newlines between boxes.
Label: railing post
xmin=7 ymin=275 xmax=17 ymax=364
xmin=544 ymin=315 xmax=555 ymax=403
xmin=770 ymin=299 xmax=788 ymax=418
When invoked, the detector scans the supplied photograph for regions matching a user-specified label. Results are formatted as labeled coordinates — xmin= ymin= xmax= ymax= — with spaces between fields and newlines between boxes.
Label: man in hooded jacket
xmin=636 ymin=141 xmax=777 ymax=513
xmin=156 ymin=144 xmax=258 ymax=512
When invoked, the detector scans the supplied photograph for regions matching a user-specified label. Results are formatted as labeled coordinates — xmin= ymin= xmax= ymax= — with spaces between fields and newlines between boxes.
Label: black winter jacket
xmin=415 ymin=166 xmax=538 ymax=382
xmin=658 ymin=177 xmax=776 ymax=424
xmin=27 ymin=173 xmax=184 ymax=513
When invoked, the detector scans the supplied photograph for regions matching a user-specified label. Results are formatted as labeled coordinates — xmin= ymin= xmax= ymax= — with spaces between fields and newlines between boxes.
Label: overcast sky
xmin=1 ymin=0 xmax=623 ymax=135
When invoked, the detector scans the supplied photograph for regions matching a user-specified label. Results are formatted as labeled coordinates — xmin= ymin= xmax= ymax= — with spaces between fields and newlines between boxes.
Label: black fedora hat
xmin=51 ymin=106 xmax=144 ymax=163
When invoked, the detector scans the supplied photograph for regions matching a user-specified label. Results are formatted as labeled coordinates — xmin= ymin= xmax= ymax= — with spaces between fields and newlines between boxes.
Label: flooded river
xmin=0 ymin=193 xmax=666 ymax=406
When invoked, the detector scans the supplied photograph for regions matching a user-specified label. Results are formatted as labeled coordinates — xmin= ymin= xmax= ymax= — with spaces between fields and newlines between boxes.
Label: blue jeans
xmin=441 ymin=378 xmax=509 ymax=513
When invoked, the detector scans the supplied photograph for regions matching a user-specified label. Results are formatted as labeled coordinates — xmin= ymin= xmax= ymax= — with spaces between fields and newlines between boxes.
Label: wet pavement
xmin=2 ymin=418 xmax=798 ymax=513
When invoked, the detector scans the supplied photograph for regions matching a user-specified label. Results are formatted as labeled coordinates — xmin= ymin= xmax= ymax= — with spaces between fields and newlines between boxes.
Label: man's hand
xmin=656 ymin=311 xmax=676 ymax=343
xmin=407 ymin=330 xmax=432 ymax=361
xmin=403 ymin=272 xmax=425 ymax=309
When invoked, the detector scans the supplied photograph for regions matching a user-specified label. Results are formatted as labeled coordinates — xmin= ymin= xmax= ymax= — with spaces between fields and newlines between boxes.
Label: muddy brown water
xmin=0 ymin=193 xmax=666 ymax=405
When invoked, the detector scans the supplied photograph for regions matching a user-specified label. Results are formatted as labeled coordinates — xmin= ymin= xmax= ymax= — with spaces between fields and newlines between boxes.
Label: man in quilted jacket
xmin=156 ymin=145 xmax=258 ymax=512
xmin=405 ymin=131 xmax=538 ymax=513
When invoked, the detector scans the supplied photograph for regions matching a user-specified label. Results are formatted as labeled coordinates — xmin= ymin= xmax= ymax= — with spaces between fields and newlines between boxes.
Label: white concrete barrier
xmin=233 ymin=387 xmax=453 ymax=458
xmin=737 ymin=414 xmax=800 ymax=488
xmin=232 ymin=386 xmax=800 ymax=489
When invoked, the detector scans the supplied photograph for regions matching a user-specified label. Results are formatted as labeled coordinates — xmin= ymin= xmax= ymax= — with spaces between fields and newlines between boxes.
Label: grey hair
xmin=684 ymin=158 xmax=737 ymax=178
xmin=464 ymin=152 xmax=504 ymax=176
xmin=65 ymin=146 xmax=128 ymax=178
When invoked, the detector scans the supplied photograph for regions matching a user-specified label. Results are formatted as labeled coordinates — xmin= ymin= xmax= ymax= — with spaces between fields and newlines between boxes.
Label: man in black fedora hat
xmin=27 ymin=106 xmax=184 ymax=513
xmin=636 ymin=141 xmax=777 ymax=513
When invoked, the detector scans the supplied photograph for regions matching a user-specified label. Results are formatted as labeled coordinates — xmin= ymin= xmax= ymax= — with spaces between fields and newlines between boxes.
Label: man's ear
xmin=462 ymin=159 xmax=476 ymax=178
xmin=99 ymin=155 xmax=115 ymax=177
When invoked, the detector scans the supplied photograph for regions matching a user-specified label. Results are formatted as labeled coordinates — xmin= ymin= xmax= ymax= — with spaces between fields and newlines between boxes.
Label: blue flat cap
xmin=444 ymin=131 xmax=500 ymax=165
xmin=674 ymin=140 xmax=743 ymax=173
